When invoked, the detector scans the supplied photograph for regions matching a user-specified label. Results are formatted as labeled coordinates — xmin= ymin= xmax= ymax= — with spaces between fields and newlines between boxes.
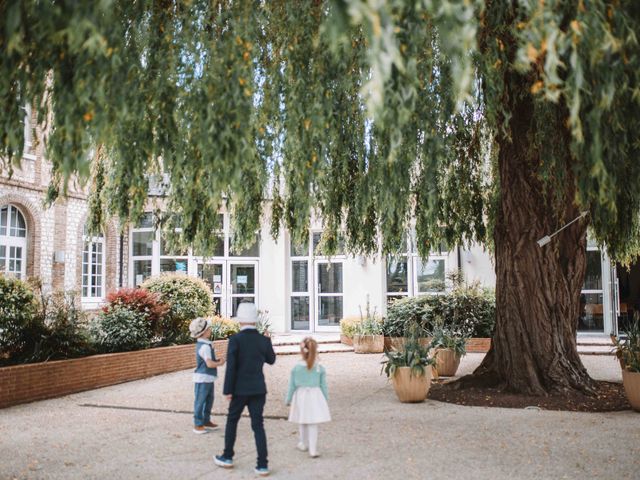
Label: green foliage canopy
xmin=1 ymin=1 xmax=639 ymax=261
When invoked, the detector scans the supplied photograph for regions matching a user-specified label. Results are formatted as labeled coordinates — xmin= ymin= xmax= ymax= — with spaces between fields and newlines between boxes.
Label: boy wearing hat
xmin=214 ymin=302 xmax=276 ymax=477
xmin=189 ymin=317 xmax=226 ymax=434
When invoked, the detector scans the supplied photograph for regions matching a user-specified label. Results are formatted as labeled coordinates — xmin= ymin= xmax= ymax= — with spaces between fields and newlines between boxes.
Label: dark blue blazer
xmin=223 ymin=328 xmax=276 ymax=396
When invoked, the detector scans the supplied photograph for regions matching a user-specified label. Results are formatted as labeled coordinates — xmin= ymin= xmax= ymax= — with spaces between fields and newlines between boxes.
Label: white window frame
xmin=0 ymin=204 xmax=28 ymax=279
xmin=288 ymin=230 xmax=347 ymax=332
xmin=385 ymin=236 xmax=448 ymax=303
xmin=579 ymin=241 xmax=605 ymax=333
xmin=81 ymin=230 xmax=106 ymax=303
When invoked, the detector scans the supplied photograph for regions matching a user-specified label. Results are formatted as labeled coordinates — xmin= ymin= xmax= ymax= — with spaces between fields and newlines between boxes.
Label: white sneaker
xmin=309 ymin=451 xmax=320 ymax=458
xmin=296 ymin=442 xmax=308 ymax=452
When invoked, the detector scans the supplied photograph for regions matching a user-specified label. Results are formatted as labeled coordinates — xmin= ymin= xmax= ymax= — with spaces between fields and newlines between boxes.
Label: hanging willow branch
xmin=1 ymin=0 xmax=639 ymax=261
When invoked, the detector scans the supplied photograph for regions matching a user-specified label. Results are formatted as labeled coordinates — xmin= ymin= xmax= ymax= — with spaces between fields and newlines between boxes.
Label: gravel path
xmin=0 ymin=353 xmax=638 ymax=480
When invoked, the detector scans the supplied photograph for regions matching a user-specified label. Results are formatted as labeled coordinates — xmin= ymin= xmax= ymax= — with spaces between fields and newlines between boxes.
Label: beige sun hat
xmin=189 ymin=317 xmax=211 ymax=338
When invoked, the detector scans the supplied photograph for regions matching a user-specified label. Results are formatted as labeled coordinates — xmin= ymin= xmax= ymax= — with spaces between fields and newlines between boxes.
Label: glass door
xmin=315 ymin=261 xmax=343 ymax=332
xmin=197 ymin=262 xmax=225 ymax=316
xmin=228 ymin=261 xmax=258 ymax=317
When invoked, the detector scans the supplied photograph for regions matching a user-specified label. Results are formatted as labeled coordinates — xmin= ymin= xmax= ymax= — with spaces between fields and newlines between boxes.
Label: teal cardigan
xmin=286 ymin=362 xmax=329 ymax=404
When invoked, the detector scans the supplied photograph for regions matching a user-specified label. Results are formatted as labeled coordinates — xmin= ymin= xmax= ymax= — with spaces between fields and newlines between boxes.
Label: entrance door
xmin=197 ymin=261 xmax=258 ymax=317
xmin=228 ymin=261 xmax=257 ymax=317
xmin=314 ymin=261 xmax=343 ymax=332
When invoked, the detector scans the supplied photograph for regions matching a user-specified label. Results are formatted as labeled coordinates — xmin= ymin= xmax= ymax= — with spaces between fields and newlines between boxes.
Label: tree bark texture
xmin=468 ymin=13 xmax=595 ymax=395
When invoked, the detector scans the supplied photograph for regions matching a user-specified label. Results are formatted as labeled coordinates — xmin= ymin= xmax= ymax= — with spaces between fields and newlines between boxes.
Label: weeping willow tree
xmin=2 ymin=0 xmax=639 ymax=395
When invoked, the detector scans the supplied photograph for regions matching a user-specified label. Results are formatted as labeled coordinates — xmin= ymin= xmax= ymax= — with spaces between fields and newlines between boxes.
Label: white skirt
xmin=288 ymin=387 xmax=331 ymax=424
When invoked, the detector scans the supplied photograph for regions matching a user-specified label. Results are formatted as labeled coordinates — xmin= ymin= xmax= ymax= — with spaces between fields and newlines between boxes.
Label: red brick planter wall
xmin=0 ymin=340 xmax=228 ymax=409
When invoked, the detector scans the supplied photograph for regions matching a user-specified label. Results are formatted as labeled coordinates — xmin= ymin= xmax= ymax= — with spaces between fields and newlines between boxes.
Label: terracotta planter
xmin=384 ymin=337 xmax=432 ymax=351
xmin=622 ymin=369 xmax=640 ymax=412
xmin=434 ymin=348 xmax=462 ymax=377
xmin=466 ymin=338 xmax=491 ymax=353
xmin=340 ymin=334 xmax=354 ymax=346
xmin=391 ymin=366 xmax=432 ymax=403
xmin=353 ymin=334 xmax=384 ymax=353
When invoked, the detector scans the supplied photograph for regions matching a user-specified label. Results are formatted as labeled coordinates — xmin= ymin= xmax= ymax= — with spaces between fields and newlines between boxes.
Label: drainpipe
xmin=457 ymin=245 xmax=463 ymax=279
xmin=119 ymin=233 xmax=124 ymax=288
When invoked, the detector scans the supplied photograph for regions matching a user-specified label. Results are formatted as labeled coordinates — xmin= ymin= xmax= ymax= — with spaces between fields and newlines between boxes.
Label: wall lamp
xmin=537 ymin=211 xmax=589 ymax=248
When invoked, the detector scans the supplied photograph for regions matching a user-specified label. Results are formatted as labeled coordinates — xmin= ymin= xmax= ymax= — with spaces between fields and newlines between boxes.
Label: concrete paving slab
xmin=0 ymin=353 xmax=638 ymax=480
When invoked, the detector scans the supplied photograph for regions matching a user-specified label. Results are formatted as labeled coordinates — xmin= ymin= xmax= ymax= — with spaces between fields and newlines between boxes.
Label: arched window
xmin=82 ymin=226 xmax=105 ymax=300
xmin=0 ymin=204 xmax=28 ymax=279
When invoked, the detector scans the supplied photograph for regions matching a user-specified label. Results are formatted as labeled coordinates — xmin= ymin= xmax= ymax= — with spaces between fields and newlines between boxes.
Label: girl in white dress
xmin=285 ymin=337 xmax=331 ymax=458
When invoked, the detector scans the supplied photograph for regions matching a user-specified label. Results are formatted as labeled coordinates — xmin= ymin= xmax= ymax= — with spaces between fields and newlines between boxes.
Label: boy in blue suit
xmin=214 ymin=302 xmax=276 ymax=477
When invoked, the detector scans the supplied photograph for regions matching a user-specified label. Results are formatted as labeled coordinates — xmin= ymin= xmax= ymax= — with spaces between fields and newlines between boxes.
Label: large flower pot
xmin=434 ymin=348 xmax=461 ymax=377
xmin=353 ymin=334 xmax=384 ymax=353
xmin=340 ymin=334 xmax=354 ymax=346
xmin=392 ymin=366 xmax=432 ymax=403
xmin=622 ymin=369 xmax=640 ymax=412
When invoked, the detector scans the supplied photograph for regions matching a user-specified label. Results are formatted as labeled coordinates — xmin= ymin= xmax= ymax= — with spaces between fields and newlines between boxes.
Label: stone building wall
xmin=0 ymin=113 xmax=123 ymax=305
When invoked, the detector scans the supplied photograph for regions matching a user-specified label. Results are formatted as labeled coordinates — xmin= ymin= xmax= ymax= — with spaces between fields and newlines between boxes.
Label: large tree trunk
xmin=467 ymin=10 xmax=595 ymax=395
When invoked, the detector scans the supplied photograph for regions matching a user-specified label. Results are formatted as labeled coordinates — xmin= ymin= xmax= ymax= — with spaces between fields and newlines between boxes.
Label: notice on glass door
xmin=213 ymin=283 xmax=222 ymax=294
xmin=213 ymin=274 xmax=222 ymax=282
xmin=237 ymin=275 xmax=248 ymax=285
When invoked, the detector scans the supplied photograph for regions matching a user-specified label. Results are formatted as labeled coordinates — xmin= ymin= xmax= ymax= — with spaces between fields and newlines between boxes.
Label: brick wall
xmin=0 ymin=340 xmax=228 ymax=409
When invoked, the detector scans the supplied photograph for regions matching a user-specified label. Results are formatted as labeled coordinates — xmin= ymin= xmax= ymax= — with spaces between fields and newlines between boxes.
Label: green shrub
xmin=34 ymin=290 xmax=93 ymax=361
xmin=0 ymin=276 xmax=42 ymax=361
xmin=90 ymin=306 xmax=153 ymax=352
xmin=384 ymin=281 xmax=496 ymax=338
xmin=142 ymin=274 xmax=213 ymax=343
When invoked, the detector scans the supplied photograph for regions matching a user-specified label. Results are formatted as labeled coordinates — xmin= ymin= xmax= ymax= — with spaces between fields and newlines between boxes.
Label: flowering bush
xmin=142 ymin=274 xmax=213 ymax=343
xmin=90 ymin=305 xmax=153 ymax=352
xmin=210 ymin=316 xmax=240 ymax=340
xmin=104 ymin=288 xmax=169 ymax=336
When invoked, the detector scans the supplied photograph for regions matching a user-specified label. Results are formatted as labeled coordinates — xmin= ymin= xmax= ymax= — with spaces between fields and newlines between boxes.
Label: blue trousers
xmin=194 ymin=382 xmax=214 ymax=426
xmin=223 ymin=394 xmax=268 ymax=469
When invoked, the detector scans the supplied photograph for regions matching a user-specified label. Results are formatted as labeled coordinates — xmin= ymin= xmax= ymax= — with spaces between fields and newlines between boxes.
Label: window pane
xmin=318 ymin=263 xmax=343 ymax=293
xmin=160 ymin=258 xmax=188 ymax=274
xmin=318 ymin=297 xmax=343 ymax=327
xmin=231 ymin=265 xmax=255 ymax=294
xmin=0 ymin=245 xmax=5 ymax=271
xmin=198 ymin=263 xmax=223 ymax=294
xmin=132 ymin=231 xmax=154 ymax=256
xmin=578 ymin=293 xmax=604 ymax=332
xmin=133 ymin=260 xmax=152 ymax=286
xmin=583 ymin=250 xmax=602 ymax=290
xmin=0 ymin=206 xmax=7 ymax=234
xmin=291 ymin=296 xmax=310 ymax=330
xmin=292 ymin=261 xmax=308 ymax=293
xmin=9 ymin=207 xmax=26 ymax=237
xmin=136 ymin=213 xmax=154 ymax=229
xmin=232 ymin=297 xmax=255 ymax=317
xmin=230 ymin=234 xmax=260 ymax=257
xmin=416 ymin=258 xmax=445 ymax=293
xmin=386 ymin=257 xmax=408 ymax=293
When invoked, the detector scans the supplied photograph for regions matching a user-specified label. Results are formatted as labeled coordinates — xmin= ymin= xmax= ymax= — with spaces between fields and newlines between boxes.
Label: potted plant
xmin=612 ymin=316 xmax=640 ymax=412
xmin=339 ymin=316 xmax=359 ymax=346
xmin=353 ymin=297 xmax=384 ymax=354
xmin=429 ymin=324 xmax=468 ymax=377
xmin=382 ymin=335 xmax=435 ymax=403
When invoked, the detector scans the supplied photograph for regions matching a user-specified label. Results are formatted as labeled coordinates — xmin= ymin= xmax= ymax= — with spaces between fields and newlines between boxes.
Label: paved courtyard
xmin=0 ymin=352 xmax=638 ymax=480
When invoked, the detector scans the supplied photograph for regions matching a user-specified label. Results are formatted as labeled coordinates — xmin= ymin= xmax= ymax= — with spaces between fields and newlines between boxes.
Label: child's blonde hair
xmin=301 ymin=337 xmax=318 ymax=370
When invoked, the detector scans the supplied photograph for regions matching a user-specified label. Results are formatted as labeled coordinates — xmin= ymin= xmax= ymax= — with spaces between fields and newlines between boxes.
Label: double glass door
xmin=198 ymin=261 xmax=257 ymax=317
